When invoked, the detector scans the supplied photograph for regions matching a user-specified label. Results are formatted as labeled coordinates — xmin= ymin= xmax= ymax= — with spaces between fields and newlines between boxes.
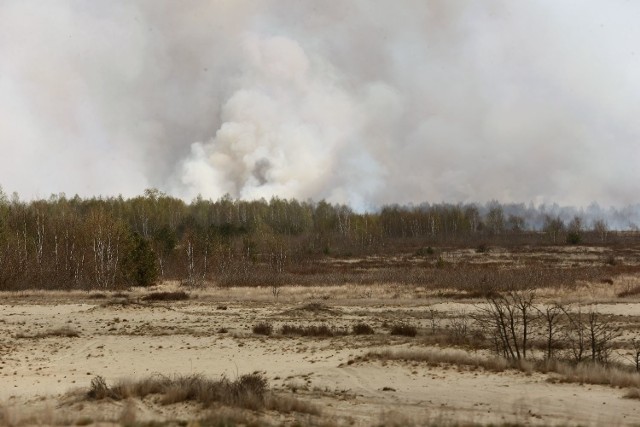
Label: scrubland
xmin=2 ymin=242 xmax=640 ymax=426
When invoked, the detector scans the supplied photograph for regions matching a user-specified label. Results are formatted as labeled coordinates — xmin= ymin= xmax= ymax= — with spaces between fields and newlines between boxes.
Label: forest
xmin=0 ymin=187 xmax=636 ymax=291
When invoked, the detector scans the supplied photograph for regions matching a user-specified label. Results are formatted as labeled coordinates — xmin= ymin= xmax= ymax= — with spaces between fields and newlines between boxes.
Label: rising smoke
xmin=1 ymin=1 xmax=639 ymax=212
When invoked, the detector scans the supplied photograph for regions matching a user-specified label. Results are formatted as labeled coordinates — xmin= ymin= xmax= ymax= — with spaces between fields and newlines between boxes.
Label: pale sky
xmin=1 ymin=1 xmax=639 ymax=209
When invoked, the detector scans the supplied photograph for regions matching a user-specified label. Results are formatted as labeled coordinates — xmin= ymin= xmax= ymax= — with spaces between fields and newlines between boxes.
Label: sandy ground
xmin=2 ymin=286 xmax=640 ymax=426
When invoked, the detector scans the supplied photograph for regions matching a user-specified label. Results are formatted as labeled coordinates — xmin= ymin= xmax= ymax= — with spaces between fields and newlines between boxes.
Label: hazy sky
xmin=1 ymin=1 xmax=639 ymax=210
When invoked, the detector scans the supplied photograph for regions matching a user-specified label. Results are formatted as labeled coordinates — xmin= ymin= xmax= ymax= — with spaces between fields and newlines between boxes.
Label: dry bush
xmin=390 ymin=323 xmax=418 ymax=337
xmin=280 ymin=324 xmax=348 ymax=337
xmin=252 ymin=322 xmax=273 ymax=336
xmin=352 ymin=322 xmax=375 ymax=335
xmin=142 ymin=291 xmax=189 ymax=301
xmin=87 ymin=376 xmax=117 ymax=399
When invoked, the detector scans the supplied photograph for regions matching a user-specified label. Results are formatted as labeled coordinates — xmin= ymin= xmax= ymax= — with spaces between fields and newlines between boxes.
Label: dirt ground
xmin=2 ymin=279 xmax=640 ymax=426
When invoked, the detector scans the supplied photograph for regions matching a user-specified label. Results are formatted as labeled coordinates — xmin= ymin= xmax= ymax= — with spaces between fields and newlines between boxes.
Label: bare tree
xmin=562 ymin=306 xmax=620 ymax=364
xmin=592 ymin=219 xmax=608 ymax=243
xmin=476 ymin=290 xmax=537 ymax=360
xmin=537 ymin=303 xmax=564 ymax=360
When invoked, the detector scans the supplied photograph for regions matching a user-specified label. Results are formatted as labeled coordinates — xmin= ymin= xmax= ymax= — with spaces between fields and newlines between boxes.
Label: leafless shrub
xmin=252 ymin=322 xmax=273 ymax=336
xmin=390 ymin=323 xmax=418 ymax=337
xmin=474 ymin=290 xmax=537 ymax=360
xmin=632 ymin=337 xmax=640 ymax=372
xmin=562 ymin=306 xmax=621 ymax=364
xmin=141 ymin=291 xmax=189 ymax=301
xmin=537 ymin=303 xmax=564 ymax=360
xmin=448 ymin=310 xmax=471 ymax=343
xmin=352 ymin=322 xmax=375 ymax=335
xmin=271 ymin=284 xmax=281 ymax=300
xmin=427 ymin=308 xmax=440 ymax=332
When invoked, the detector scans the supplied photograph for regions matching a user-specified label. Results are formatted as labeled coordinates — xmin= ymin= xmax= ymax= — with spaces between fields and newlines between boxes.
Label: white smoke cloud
xmin=174 ymin=34 xmax=383 ymax=209
xmin=1 ymin=1 xmax=639 ymax=210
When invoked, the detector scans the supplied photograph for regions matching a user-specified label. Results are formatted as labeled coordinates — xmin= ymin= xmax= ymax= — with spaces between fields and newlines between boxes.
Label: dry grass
xmin=15 ymin=326 xmax=80 ymax=339
xmin=365 ymin=347 xmax=640 ymax=390
xmin=84 ymin=373 xmax=319 ymax=415
xmin=365 ymin=348 xmax=512 ymax=372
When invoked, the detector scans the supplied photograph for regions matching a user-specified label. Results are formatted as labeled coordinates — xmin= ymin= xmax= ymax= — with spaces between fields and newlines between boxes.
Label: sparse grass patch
xmin=142 ymin=291 xmax=189 ymax=302
xmin=390 ymin=323 xmax=418 ymax=337
xmin=252 ymin=322 xmax=273 ymax=336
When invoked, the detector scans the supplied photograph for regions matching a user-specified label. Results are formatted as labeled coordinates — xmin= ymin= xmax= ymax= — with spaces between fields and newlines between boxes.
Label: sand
xmin=2 ymin=287 xmax=640 ymax=426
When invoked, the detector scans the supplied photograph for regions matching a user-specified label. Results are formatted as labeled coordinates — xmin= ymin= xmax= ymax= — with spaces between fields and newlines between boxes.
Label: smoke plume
xmin=1 ymin=1 xmax=640 ymax=211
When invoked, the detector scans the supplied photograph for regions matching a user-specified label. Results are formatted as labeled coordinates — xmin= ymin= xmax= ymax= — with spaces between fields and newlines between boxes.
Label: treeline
xmin=0 ymin=187 xmax=635 ymax=290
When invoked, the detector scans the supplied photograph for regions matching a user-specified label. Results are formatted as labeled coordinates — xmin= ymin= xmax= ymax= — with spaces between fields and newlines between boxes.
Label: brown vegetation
xmin=85 ymin=373 xmax=319 ymax=415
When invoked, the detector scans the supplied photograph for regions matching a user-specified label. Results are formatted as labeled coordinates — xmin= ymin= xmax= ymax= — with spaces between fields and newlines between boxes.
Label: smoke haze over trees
xmin=1 ymin=1 xmax=640 ymax=210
